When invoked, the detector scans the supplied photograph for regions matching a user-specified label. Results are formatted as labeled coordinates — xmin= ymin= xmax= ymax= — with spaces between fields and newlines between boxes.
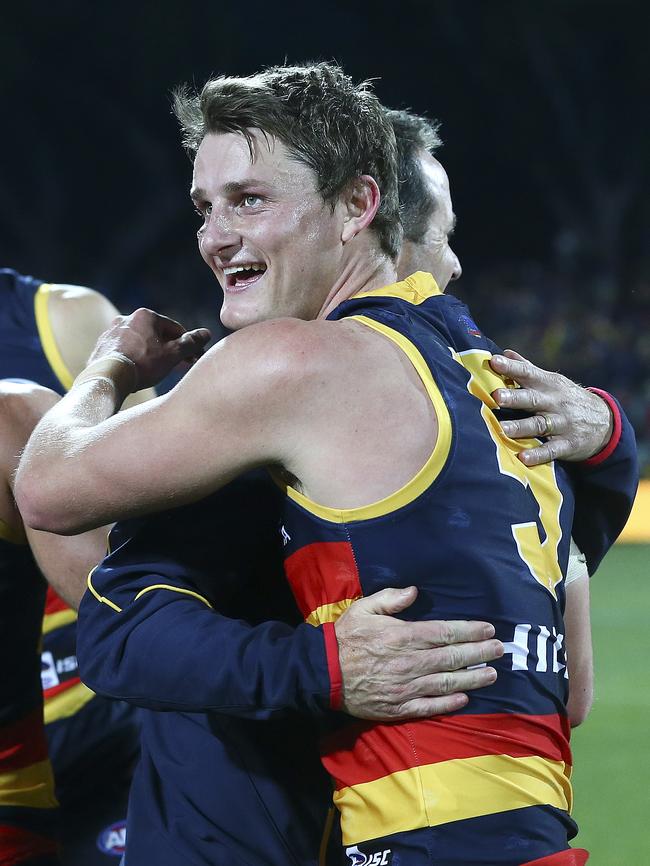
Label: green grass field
xmin=570 ymin=544 xmax=650 ymax=863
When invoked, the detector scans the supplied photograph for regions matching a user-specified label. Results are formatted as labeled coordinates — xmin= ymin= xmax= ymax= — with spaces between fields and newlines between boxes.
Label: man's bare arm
xmin=0 ymin=383 xmax=109 ymax=608
xmin=15 ymin=311 xmax=308 ymax=533
xmin=564 ymin=564 xmax=593 ymax=727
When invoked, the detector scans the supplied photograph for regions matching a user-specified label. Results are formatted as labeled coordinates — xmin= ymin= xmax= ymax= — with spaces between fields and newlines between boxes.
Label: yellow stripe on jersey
xmin=280 ymin=315 xmax=452 ymax=523
xmin=34 ymin=283 xmax=75 ymax=391
xmin=0 ymin=759 xmax=58 ymax=809
xmin=0 ymin=517 xmax=27 ymax=545
xmin=334 ymin=753 xmax=572 ymax=845
xmin=42 ymin=608 xmax=77 ymax=635
xmin=87 ymin=567 xmax=122 ymax=612
xmin=305 ymin=597 xmax=359 ymax=626
xmin=351 ymin=272 xmax=443 ymax=305
xmin=43 ymin=681 xmax=95 ymax=724
xmin=134 ymin=584 xmax=213 ymax=608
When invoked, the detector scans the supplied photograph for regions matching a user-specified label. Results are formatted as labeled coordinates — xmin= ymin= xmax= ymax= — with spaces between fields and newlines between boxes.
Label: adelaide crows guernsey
xmin=0 ymin=270 xmax=137 ymax=862
xmin=0 ymin=527 xmax=59 ymax=863
xmin=0 ymin=269 xmax=72 ymax=395
xmin=0 ymin=270 xmax=96 ymax=727
xmin=278 ymin=273 xmax=578 ymax=862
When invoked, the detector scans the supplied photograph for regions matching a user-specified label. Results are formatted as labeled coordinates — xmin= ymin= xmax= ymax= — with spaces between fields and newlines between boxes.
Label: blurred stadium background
xmin=2 ymin=0 xmax=648 ymax=861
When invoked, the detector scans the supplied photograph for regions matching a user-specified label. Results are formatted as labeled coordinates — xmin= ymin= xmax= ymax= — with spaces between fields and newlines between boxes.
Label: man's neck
xmin=317 ymin=254 xmax=397 ymax=320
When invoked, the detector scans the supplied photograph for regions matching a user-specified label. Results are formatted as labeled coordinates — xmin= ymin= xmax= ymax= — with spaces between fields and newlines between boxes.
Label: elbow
xmin=15 ymin=469 xmax=81 ymax=535
xmin=568 ymin=691 xmax=594 ymax=728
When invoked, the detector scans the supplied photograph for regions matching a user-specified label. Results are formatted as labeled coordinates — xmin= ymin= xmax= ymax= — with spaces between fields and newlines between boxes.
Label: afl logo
xmin=96 ymin=820 xmax=127 ymax=856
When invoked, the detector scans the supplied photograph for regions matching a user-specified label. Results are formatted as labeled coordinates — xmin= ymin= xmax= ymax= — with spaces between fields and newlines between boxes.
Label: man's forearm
xmin=15 ymin=373 xmax=125 ymax=533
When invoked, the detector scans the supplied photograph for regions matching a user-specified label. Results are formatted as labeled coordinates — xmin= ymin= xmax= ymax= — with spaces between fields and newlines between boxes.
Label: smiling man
xmin=16 ymin=64 xmax=637 ymax=866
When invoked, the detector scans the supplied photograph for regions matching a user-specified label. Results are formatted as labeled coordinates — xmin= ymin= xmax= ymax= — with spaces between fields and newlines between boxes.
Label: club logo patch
xmin=458 ymin=313 xmax=482 ymax=338
xmin=96 ymin=820 xmax=127 ymax=856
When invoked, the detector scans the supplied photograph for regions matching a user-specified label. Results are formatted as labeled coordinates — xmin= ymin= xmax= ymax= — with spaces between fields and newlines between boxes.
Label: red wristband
xmin=583 ymin=388 xmax=622 ymax=466
xmin=322 ymin=621 xmax=343 ymax=710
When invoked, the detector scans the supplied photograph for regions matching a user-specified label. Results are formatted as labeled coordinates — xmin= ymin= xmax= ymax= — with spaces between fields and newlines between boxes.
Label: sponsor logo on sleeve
xmin=345 ymin=845 xmax=392 ymax=865
xmin=40 ymin=651 xmax=60 ymax=690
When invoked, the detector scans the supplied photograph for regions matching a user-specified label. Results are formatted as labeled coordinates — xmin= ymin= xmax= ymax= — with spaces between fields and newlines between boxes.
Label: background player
xmin=0 ymin=269 xmax=154 ymax=865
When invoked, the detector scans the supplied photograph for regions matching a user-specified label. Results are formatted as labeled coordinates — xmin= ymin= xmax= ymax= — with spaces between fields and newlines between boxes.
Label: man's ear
xmin=341 ymin=175 xmax=381 ymax=243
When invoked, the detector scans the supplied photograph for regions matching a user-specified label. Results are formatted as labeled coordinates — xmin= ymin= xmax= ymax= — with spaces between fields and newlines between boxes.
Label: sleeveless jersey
xmin=0 ymin=269 xmax=72 ymax=395
xmin=278 ymin=273 xmax=578 ymax=863
xmin=0 ymin=269 xmax=137 ymax=863
xmin=0 ymin=528 xmax=59 ymax=863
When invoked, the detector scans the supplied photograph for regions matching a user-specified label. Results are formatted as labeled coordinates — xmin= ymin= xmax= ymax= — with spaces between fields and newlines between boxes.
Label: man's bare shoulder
xmin=47 ymin=285 xmax=122 ymax=380
xmin=0 ymin=383 xmax=59 ymax=514
xmin=47 ymin=283 xmax=119 ymax=329
xmin=205 ymin=316 xmax=372 ymax=389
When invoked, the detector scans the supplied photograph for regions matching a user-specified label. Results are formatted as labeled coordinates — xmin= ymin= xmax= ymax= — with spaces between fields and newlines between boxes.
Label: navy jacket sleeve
xmin=77 ymin=563 xmax=338 ymax=719
xmin=76 ymin=475 xmax=342 ymax=719
xmin=567 ymin=391 xmax=639 ymax=575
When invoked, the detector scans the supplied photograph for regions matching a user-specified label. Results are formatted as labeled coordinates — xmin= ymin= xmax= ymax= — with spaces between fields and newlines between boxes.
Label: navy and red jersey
xmin=276 ymin=272 xmax=583 ymax=862
xmin=74 ymin=272 xmax=637 ymax=864
xmin=0 ymin=269 xmax=138 ymax=865
xmin=0 ymin=529 xmax=59 ymax=865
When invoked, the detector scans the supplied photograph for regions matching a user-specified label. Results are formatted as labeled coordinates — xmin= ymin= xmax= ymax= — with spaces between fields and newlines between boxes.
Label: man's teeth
xmin=223 ymin=265 xmax=266 ymax=275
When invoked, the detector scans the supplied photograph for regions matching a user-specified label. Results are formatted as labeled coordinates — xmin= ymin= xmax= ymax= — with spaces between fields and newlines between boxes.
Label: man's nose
xmin=199 ymin=212 xmax=240 ymax=257
xmin=450 ymin=249 xmax=462 ymax=282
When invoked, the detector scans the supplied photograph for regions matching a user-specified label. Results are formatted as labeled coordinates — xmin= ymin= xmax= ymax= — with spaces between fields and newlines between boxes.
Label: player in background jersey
xmin=16 ymin=65 xmax=638 ymax=865
xmin=0 ymin=271 xmax=154 ymax=865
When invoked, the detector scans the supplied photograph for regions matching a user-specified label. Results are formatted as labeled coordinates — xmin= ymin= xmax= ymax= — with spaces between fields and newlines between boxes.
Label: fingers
xmin=518 ymin=438 xmax=572 ymax=466
xmin=351 ymin=586 xmax=418 ymax=616
xmin=177 ymin=328 xmax=212 ymax=361
xmin=395 ymin=638 xmax=503 ymax=678
xmin=490 ymin=350 xmax=539 ymax=386
xmin=410 ymin=665 xmax=498 ymax=699
xmin=357 ymin=618 xmax=497 ymax=652
xmin=415 ymin=618 xmax=496 ymax=647
xmin=492 ymin=386 xmax=542 ymax=412
xmin=376 ymin=666 xmax=500 ymax=721
xmin=500 ymin=412 xmax=562 ymax=440
xmin=390 ymin=693 xmax=470 ymax=718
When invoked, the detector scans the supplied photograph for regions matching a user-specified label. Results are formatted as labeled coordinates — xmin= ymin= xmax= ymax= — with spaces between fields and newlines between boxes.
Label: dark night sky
xmin=1 ymin=0 xmax=648 ymax=326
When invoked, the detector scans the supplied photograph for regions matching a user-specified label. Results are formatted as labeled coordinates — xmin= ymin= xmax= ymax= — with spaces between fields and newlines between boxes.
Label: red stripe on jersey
xmin=0 ymin=824 xmax=58 ymax=864
xmin=44 ymin=586 xmax=70 ymax=616
xmin=43 ymin=677 xmax=81 ymax=699
xmin=322 ymin=622 xmax=343 ymax=710
xmin=284 ymin=542 xmax=361 ymax=620
xmin=321 ymin=713 xmax=572 ymax=789
xmin=522 ymin=849 xmax=589 ymax=865
xmin=0 ymin=709 xmax=48 ymax=772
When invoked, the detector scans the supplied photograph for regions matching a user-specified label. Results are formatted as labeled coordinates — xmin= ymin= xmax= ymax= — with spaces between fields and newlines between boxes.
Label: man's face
xmin=191 ymin=131 xmax=347 ymax=330
xmin=397 ymin=150 xmax=462 ymax=290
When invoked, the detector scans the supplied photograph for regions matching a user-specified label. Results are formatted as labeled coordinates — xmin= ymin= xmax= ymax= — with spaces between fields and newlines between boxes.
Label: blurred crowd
xmin=456 ymin=264 xmax=650 ymax=477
